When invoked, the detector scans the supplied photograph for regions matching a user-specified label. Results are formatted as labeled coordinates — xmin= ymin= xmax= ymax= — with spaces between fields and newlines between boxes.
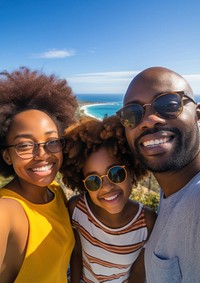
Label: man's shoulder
xmin=186 ymin=172 xmax=200 ymax=196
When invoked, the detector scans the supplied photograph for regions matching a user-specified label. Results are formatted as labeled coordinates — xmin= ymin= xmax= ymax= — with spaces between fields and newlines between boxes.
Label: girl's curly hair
xmin=61 ymin=115 xmax=147 ymax=193
xmin=0 ymin=67 xmax=78 ymax=177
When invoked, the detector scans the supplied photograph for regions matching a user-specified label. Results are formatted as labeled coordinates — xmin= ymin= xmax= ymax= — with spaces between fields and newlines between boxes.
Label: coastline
xmin=78 ymin=100 xmax=121 ymax=120
xmin=78 ymin=101 xmax=109 ymax=119
xmin=76 ymin=94 xmax=123 ymax=120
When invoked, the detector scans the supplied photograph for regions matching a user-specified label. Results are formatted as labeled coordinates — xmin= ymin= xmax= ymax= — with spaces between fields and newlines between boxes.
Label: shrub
xmin=131 ymin=187 xmax=159 ymax=212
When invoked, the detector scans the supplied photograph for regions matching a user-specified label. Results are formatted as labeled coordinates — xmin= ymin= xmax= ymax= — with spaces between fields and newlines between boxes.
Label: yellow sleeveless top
xmin=0 ymin=182 xmax=75 ymax=283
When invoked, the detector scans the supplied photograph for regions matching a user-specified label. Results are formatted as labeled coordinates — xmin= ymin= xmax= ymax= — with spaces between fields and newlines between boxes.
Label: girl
xmin=61 ymin=116 xmax=157 ymax=283
xmin=0 ymin=67 xmax=78 ymax=283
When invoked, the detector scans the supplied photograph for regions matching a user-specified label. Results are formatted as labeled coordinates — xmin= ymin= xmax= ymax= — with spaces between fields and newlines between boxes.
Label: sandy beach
xmin=79 ymin=102 xmax=109 ymax=118
xmin=79 ymin=99 xmax=110 ymax=117
xmin=78 ymin=98 xmax=121 ymax=120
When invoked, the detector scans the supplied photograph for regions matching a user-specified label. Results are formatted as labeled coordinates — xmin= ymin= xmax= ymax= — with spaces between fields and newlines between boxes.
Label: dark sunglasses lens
xmin=154 ymin=93 xmax=182 ymax=118
xmin=84 ymin=175 xmax=101 ymax=191
xmin=119 ymin=104 xmax=143 ymax=128
xmin=108 ymin=166 xmax=126 ymax=183
xmin=46 ymin=139 xmax=64 ymax=153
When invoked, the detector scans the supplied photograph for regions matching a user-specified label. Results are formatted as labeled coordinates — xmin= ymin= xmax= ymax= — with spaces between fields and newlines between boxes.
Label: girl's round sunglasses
xmin=83 ymin=165 xmax=127 ymax=191
xmin=116 ymin=91 xmax=196 ymax=129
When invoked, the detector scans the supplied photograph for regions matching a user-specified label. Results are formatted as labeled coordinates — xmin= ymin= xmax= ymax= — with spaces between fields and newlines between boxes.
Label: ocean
xmin=77 ymin=93 xmax=124 ymax=119
xmin=76 ymin=94 xmax=200 ymax=120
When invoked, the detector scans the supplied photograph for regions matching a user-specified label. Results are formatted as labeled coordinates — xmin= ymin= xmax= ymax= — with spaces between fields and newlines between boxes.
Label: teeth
xmin=104 ymin=194 xmax=118 ymax=201
xmin=143 ymin=137 xmax=170 ymax=147
xmin=32 ymin=165 xmax=52 ymax=172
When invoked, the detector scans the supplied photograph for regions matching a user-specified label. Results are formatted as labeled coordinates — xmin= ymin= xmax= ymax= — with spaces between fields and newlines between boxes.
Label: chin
xmin=105 ymin=207 xmax=124 ymax=215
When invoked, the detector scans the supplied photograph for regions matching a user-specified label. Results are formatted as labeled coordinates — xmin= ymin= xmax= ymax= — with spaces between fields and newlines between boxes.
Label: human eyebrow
xmin=11 ymin=131 xmax=59 ymax=142
xmin=11 ymin=134 xmax=34 ymax=142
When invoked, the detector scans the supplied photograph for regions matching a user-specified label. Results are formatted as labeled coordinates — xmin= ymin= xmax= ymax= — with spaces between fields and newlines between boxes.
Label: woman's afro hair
xmin=0 ymin=67 xmax=78 ymax=177
xmin=61 ymin=115 xmax=147 ymax=192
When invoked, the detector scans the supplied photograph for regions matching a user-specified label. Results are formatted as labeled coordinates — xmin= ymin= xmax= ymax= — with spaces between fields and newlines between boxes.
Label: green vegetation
xmin=0 ymin=176 xmax=13 ymax=188
xmin=131 ymin=188 xmax=159 ymax=212
xmin=130 ymin=173 xmax=160 ymax=212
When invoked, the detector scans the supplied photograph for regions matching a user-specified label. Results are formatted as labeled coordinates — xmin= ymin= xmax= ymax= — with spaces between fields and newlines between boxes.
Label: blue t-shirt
xmin=145 ymin=172 xmax=200 ymax=283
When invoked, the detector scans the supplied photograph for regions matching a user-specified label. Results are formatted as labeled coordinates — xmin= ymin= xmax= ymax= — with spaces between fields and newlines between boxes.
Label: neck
xmin=7 ymin=177 xmax=54 ymax=204
xmin=154 ymin=152 xmax=200 ymax=197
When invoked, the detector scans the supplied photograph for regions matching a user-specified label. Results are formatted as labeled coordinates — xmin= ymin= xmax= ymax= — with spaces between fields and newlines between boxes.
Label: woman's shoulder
xmin=0 ymin=197 xmax=27 ymax=230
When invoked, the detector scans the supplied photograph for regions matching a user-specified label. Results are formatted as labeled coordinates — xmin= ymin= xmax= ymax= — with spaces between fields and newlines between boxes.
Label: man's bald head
xmin=124 ymin=67 xmax=194 ymax=105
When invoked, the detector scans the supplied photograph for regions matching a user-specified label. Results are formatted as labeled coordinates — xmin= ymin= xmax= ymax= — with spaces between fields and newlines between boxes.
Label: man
xmin=117 ymin=66 xmax=200 ymax=282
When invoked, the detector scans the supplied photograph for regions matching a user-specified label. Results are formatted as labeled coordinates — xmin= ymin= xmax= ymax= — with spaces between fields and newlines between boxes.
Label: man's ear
xmin=2 ymin=149 xmax=12 ymax=165
xmin=196 ymin=103 xmax=200 ymax=125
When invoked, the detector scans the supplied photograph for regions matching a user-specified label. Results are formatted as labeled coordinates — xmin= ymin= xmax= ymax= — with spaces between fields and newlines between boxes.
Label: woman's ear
xmin=2 ymin=149 xmax=12 ymax=165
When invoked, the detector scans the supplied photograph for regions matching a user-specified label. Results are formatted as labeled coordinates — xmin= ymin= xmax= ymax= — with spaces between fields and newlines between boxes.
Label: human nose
xmin=139 ymin=105 xmax=166 ymax=129
xmin=101 ymin=175 xmax=113 ymax=189
xmin=33 ymin=143 xmax=49 ymax=159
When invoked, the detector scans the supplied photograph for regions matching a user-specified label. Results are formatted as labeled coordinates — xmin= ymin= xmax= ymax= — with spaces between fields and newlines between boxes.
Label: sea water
xmin=77 ymin=94 xmax=123 ymax=119
xmin=76 ymin=94 xmax=200 ymax=120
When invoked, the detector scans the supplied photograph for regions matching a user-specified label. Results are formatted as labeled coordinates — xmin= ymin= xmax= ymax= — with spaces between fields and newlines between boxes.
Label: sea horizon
xmin=76 ymin=93 xmax=200 ymax=120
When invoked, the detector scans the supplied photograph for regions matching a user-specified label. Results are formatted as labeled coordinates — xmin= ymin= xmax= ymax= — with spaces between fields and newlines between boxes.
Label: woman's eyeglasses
xmin=83 ymin=165 xmax=127 ymax=192
xmin=116 ymin=91 xmax=196 ymax=129
xmin=5 ymin=138 xmax=65 ymax=159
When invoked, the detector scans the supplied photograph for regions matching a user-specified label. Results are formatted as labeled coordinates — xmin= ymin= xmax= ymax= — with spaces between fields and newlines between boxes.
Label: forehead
xmin=123 ymin=70 xmax=187 ymax=105
xmin=83 ymin=147 xmax=119 ymax=173
xmin=87 ymin=147 xmax=117 ymax=164
xmin=12 ymin=109 xmax=56 ymax=125
xmin=7 ymin=109 xmax=58 ymax=139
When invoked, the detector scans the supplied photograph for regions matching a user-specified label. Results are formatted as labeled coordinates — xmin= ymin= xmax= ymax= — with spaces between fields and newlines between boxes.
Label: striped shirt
xmin=72 ymin=194 xmax=148 ymax=283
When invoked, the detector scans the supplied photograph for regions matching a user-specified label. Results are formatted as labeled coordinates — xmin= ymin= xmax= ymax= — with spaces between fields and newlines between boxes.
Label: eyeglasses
xmin=83 ymin=165 xmax=127 ymax=191
xmin=5 ymin=138 xmax=65 ymax=159
xmin=116 ymin=91 xmax=196 ymax=129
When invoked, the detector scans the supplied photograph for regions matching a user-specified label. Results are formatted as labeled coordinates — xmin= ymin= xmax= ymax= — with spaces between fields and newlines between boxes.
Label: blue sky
xmin=1 ymin=0 xmax=200 ymax=94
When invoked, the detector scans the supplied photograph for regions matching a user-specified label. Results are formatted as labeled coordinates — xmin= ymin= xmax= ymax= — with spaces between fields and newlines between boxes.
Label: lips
xmin=139 ymin=130 xmax=175 ymax=147
xmin=137 ymin=131 xmax=176 ymax=157
xmin=103 ymin=193 xmax=119 ymax=201
xmin=99 ymin=190 xmax=122 ymax=202
xmin=31 ymin=164 xmax=53 ymax=172
xmin=142 ymin=137 xmax=171 ymax=147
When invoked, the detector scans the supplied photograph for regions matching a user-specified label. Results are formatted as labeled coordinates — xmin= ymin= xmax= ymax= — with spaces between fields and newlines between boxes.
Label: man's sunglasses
xmin=116 ymin=91 xmax=196 ymax=129
xmin=83 ymin=165 xmax=127 ymax=191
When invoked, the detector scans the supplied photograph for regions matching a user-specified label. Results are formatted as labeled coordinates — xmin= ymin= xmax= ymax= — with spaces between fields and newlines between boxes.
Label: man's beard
xmin=134 ymin=126 xmax=200 ymax=173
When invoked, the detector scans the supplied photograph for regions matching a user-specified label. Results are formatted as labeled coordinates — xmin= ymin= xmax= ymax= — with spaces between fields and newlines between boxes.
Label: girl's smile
xmin=83 ymin=147 xmax=132 ymax=216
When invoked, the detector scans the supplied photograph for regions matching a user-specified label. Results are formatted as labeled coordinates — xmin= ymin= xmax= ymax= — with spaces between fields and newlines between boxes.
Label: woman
xmin=0 ymin=67 xmax=78 ymax=283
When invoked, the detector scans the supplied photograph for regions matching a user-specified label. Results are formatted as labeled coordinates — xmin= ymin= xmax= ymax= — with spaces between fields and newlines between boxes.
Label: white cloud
xmin=183 ymin=74 xmax=200 ymax=95
xmin=67 ymin=71 xmax=139 ymax=94
xmin=67 ymin=71 xmax=200 ymax=95
xmin=32 ymin=49 xmax=75 ymax=59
